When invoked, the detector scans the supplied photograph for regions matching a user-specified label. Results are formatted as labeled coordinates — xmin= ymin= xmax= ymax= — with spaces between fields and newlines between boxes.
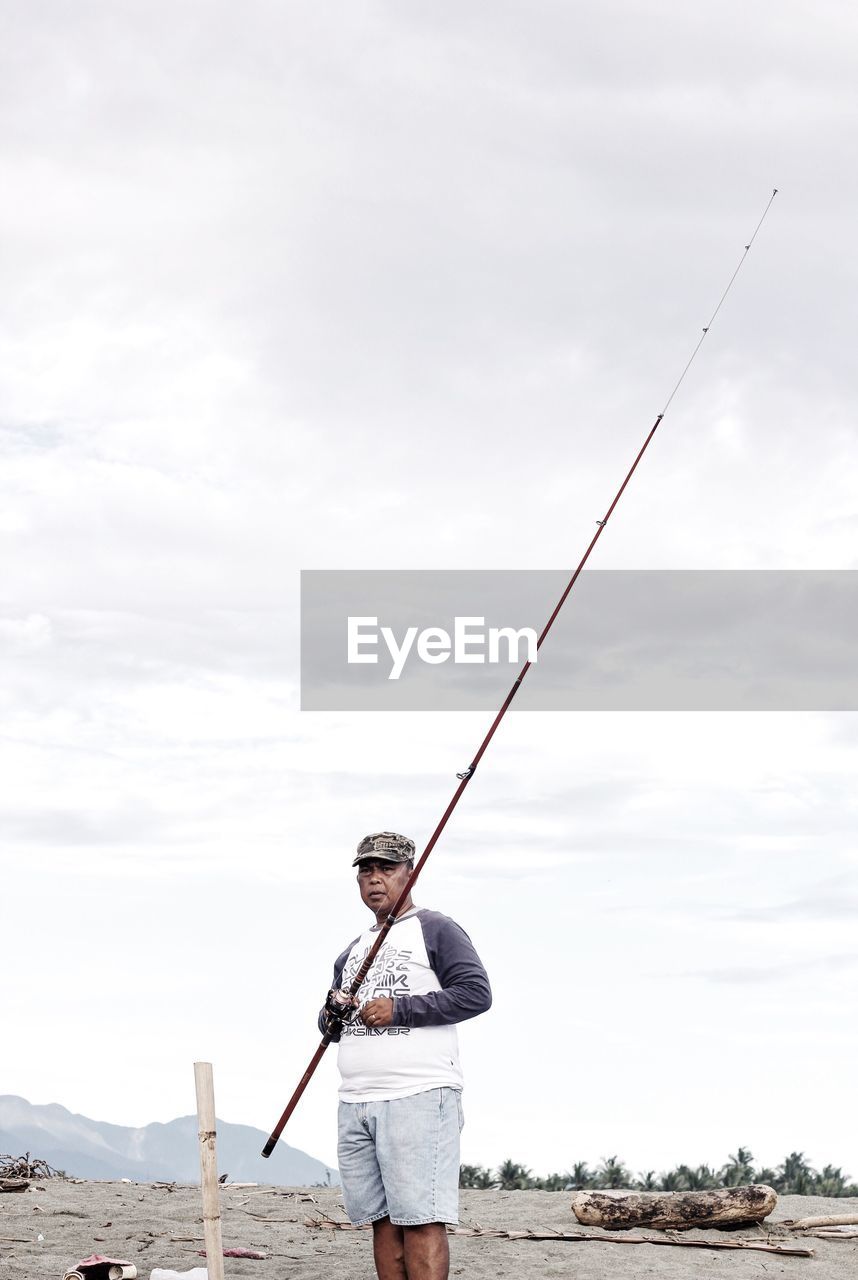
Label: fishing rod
xmin=262 ymin=187 xmax=778 ymax=1158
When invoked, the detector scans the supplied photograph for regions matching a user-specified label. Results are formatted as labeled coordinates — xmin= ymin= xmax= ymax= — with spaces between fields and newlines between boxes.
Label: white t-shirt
xmin=325 ymin=906 xmax=492 ymax=1103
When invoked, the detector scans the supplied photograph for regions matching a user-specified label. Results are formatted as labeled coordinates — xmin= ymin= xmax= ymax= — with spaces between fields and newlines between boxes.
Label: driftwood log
xmin=784 ymin=1213 xmax=858 ymax=1230
xmin=571 ymin=1185 xmax=777 ymax=1231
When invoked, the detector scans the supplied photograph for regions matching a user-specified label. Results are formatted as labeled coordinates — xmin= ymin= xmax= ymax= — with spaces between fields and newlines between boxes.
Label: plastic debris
xmin=63 ymin=1256 xmax=137 ymax=1280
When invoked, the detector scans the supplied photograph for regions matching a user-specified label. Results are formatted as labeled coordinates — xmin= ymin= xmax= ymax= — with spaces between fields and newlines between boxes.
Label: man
xmin=319 ymin=830 xmax=492 ymax=1280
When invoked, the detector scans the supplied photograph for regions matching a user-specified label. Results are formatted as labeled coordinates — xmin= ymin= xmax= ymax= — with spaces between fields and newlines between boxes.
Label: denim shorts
xmin=337 ymin=1087 xmax=464 ymax=1226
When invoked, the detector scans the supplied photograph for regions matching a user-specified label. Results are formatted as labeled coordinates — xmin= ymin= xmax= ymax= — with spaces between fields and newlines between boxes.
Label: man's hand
xmin=323 ymin=988 xmax=360 ymax=1030
xmin=360 ymin=997 xmax=395 ymax=1028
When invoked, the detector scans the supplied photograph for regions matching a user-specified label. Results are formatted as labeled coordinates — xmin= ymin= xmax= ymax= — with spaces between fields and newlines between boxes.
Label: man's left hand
xmin=360 ymin=997 xmax=394 ymax=1028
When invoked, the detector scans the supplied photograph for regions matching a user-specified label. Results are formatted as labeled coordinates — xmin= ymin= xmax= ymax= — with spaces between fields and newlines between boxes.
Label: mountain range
xmin=0 ymin=1096 xmax=338 ymax=1184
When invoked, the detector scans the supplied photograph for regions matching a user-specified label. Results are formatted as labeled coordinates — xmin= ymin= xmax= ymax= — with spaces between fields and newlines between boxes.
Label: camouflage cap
xmin=353 ymin=831 xmax=416 ymax=866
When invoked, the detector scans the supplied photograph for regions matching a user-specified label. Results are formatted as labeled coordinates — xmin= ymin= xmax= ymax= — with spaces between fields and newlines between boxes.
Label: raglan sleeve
xmin=391 ymin=912 xmax=492 ymax=1028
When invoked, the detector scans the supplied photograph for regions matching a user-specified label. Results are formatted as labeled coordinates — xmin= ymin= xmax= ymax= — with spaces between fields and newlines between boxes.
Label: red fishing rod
xmin=262 ymin=187 xmax=778 ymax=1158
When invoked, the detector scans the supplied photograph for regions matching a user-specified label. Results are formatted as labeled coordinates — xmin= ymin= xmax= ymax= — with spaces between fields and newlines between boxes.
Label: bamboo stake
xmin=193 ymin=1061 xmax=225 ymax=1280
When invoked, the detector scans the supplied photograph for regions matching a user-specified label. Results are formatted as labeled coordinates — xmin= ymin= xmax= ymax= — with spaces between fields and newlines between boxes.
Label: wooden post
xmin=194 ymin=1061 xmax=225 ymax=1280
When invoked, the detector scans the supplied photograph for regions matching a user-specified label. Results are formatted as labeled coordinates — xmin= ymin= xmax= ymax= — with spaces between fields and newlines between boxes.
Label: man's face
xmin=356 ymin=858 xmax=413 ymax=917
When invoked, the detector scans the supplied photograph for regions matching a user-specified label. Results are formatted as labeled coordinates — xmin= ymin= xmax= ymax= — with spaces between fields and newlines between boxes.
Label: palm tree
xmin=567 ymin=1161 xmax=593 ymax=1190
xmin=596 ymin=1156 xmax=632 ymax=1189
xmin=534 ymin=1172 xmax=567 ymax=1191
xmin=777 ymin=1152 xmax=815 ymax=1195
xmin=459 ymin=1164 xmax=494 ymax=1189
xmin=721 ymin=1147 xmax=756 ymax=1187
xmin=676 ymin=1164 xmax=719 ymax=1190
xmin=463 ymin=1150 xmax=857 ymax=1196
xmin=495 ymin=1159 xmax=533 ymax=1190
xmin=815 ymin=1165 xmax=846 ymax=1197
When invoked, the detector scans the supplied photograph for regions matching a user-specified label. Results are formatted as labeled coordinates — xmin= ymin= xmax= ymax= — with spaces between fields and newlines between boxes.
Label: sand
xmin=1 ymin=1180 xmax=856 ymax=1280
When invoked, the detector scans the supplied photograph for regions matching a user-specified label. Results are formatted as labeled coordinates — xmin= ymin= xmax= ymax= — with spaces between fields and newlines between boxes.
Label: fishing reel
xmin=323 ymin=987 xmax=361 ymax=1032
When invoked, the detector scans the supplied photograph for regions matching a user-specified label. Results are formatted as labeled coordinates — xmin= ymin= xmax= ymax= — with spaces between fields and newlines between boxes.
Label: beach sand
xmin=1 ymin=1180 xmax=856 ymax=1279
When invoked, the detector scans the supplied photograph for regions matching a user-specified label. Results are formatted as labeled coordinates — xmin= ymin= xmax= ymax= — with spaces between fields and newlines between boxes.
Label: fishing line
xmin=661 ymin=187 xmax=778 ymax=416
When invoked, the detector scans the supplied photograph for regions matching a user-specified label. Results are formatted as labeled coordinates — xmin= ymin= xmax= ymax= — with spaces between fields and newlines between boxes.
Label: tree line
xmin=459 ymin=1148 xmax=858 ymax=1196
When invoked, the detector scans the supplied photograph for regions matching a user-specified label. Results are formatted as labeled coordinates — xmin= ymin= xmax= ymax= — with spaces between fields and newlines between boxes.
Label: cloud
xmin=0 ymin=805 xmax=166 ymax=846
xmin=696 ymin=951 xmax=858 ymax=985
xmin=720 ymin=877 xmax=858 ymax=923
xmin=1 ymin=1 xmax=857 ymax=1174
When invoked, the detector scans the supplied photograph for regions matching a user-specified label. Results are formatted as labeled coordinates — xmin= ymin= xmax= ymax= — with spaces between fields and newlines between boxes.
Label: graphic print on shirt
xmin=340 ymin=940 xmax=412 ymax=1037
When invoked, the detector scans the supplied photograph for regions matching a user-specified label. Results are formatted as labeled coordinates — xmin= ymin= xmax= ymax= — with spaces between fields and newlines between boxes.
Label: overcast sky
xmin=3 ymin=1 xmax=857 ymax=1181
